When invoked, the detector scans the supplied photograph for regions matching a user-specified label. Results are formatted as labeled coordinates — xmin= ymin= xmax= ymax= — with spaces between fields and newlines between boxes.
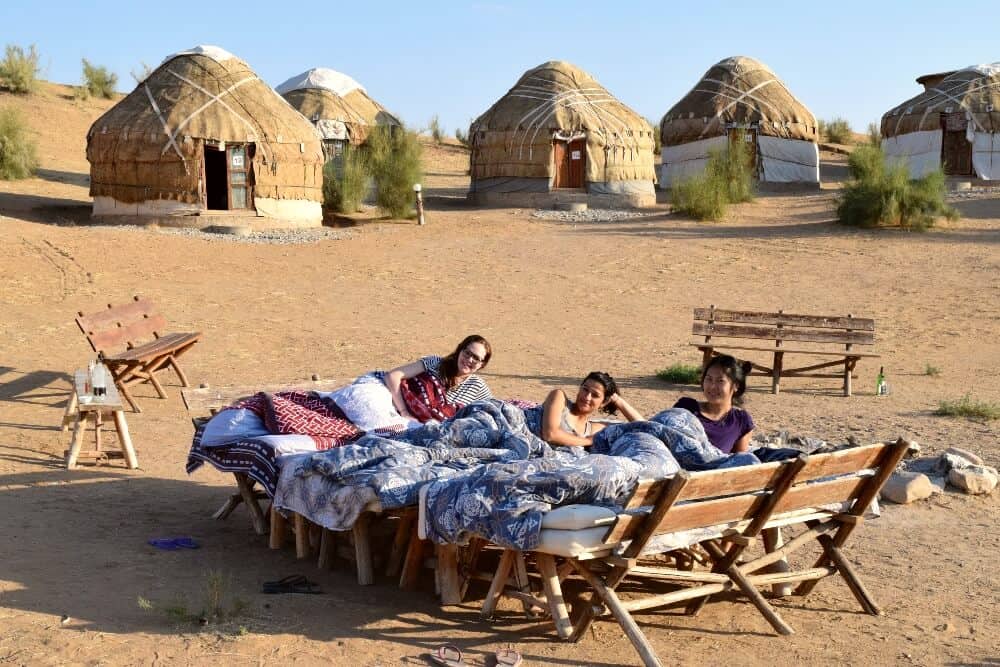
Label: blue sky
xmin=2 ymin=0 xmax=998 ymax=136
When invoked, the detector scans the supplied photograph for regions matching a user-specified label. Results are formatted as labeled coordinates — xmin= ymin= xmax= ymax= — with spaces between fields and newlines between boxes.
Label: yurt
xmin=468 ymin=61 xmax=657 ymax=207
xmin=86 ymin=45 xmax=324 ymax=227
xmin=277 ymin=68 xmax=400 ymax=163
xmin=881 ymin=64 xmax=1000 ymax=179
xmin=659 ymin=56 xmax=819 ymax=188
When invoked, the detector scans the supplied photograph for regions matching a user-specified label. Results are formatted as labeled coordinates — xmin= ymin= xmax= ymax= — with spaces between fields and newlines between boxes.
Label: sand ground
xmin=0 ymin=83 xmax=998 ymax=666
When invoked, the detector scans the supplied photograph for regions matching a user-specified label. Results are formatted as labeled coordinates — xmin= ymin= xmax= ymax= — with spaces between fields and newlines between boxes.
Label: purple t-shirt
xmin=673 ymin=397 xmax=755 ymax=454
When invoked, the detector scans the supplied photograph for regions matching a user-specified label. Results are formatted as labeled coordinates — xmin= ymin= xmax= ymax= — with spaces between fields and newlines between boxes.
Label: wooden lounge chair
xmin=76 ymin=295 xmax=201 ymax=412
xmin=468 ymin=439 xmax=911 ymax=667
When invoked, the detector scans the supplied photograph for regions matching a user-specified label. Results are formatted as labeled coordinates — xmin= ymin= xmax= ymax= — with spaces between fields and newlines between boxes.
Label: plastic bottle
xmin=92 ymin=361 xmax=107 ymax=397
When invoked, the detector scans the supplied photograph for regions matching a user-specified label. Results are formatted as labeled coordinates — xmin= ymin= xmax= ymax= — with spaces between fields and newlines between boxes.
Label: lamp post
xmin=413 ymin=183 xmax=425 ymax=226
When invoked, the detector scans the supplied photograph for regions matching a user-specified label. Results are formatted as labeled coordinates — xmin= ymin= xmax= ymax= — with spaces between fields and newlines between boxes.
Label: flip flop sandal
xmin=171 ymin=536 xmax=200 ymax=549
xmin=261 ymin=575 xmax=322 ymax=594
xmin=148 ymin=537 xmax=200 ymax=550
xmin=428 ymin=644 xmax=466 ymax=667
xmin=494 ymin=647 xmax=522 ymax=667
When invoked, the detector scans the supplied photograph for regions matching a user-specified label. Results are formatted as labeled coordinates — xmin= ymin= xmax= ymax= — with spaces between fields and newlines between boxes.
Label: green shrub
xmin=671 ymin=135 xmax=754 ymax=221
xmin=81 ymin=58 xmax=118 ymax=99
xmin=656 ymin=364 xmax=702 ymax=384
xmin=935 ymin=395 xmax=1000 ymax=420
xmin=822 ymin=117 xmax=853 ymax=144
xmin=322 ymin=144 xmax=368 ymax=213
xmin=0 ymin=44 xmax=41 ymax=94
xmin=455 ymin=126 xmax=469 ymax=147
xmin=836 ymin=144 xmax=958 ymax=231
xmin=366 ymin=125 xmax=423 ymax=218
xmin=428 ymin=115 xmax=443 ymax=145
xmin=0 ymin=107 xmax=39 ymax=179
xmin=72 ymin=85 xmax=90 ymax=101
xmin=647 ymin=118 xmax=662 ymax=156
xmin=867 ymin=122 xmax=882 ymax=147
xmin=923 ymin=363 xmax=941 ymax=377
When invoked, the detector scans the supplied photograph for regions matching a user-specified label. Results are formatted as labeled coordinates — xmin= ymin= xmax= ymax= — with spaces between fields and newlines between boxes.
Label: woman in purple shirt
xmin=673 ymin=355 xmax=754 ymax=454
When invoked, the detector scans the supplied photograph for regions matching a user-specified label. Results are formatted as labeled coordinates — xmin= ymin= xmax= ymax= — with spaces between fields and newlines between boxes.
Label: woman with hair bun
xmin=534 ymin=371 xmax=644 ymax=447
xmin=673 ymin=354 xmax=755 ymax=453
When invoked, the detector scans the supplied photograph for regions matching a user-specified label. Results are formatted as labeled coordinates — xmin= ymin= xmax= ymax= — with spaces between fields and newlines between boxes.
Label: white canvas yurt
xmin=659 ymin=56 xmax=819 ymax=188
xmin=881 ymin=64 xmax=1000 ymax=179
xmin=86 ymin=46 xmax=324 ymax=227
xmin=276 ymin=67 xmax=400 ymax=162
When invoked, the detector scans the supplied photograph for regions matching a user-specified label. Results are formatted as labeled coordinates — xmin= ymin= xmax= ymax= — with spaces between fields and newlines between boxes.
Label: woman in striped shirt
xmin=383 ymin=335 xmax=494 ymax=421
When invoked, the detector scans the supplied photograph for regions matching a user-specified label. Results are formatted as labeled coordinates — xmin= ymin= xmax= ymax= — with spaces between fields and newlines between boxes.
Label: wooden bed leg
xmin=572 ymin=561 xmax=664 ymax=667
xmin=234 ymin=473 xmax=267 ymax=535
xmin=537 ymin=554 xmax=573 ymax=639
xmin=726 ymin=563 xmax=794 ymax=635
xmin=385 ymin=512 xmax=414 ymax=578
xmin=318 ymin=528 xmax=336 ymax=570
xmin=814 ymin=534 xmax=880 ymax=615
xmin=269 ymin=507 xmax=287 ymax=550
xmin=481 ymin=549 xmax=516 ymax=619
xmin=294 ymin=513 xmax=310 ymax=559
xmin=437 ymin=544 xmax=462 ymax=605
xmin=514 ymin=551 xmax=540 ymax=618
xmin=146 ymin=368 xmax=169 ymax=399
xmin=61 ymin=388 xmax=78 ymax=431
xmin=168 ymin=355 xmax=191 ymax=387
xmin=353 ymin=512 xmax=374 ymax=586
xmin=762 ymin=528 xmax=793 ymax=597
xmin=399 ymin=534 xmax=427 ymax=591
xmin=458 ymin=537 xmax=485 ymax=600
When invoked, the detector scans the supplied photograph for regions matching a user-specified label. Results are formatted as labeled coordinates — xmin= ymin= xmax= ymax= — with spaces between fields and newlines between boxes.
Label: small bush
xmin=867 ymin=122 xmax=882 ymax=147
xmin=671 ymin=135 xmax=754 ymax=221
xmin=72 ymin=85 xmax=90 ymax=101
xmin=366 ymin=125 xmax=423 ymax=218
xmin=923 ymin=363 xmax=941 ymax=377
xmin=935 ymin=395 xmax=1000 ymax=420
xmin=0 ymin=107 xmax=39 ymax=179
xmin=322 ymin=144 xmax=368 ymax=213
xmin=836 ymin=144 xmax=958 ymax=231
xmin=656 ymin=364 xmax=702 ymax=385
xmin=81 ymin=58 xmax=118 ymax=99
xmin=428 ymin=115 xmax=443 ymax=145
xmin=646 ymin=118 xmax=662 ymax=156
xmin=455 ymin=126 xmax=469 ymax=147
xmin=0 ymin=44 xmax=41 ymax=94
xmin=822 ymin=117 xmax=853 ymax=144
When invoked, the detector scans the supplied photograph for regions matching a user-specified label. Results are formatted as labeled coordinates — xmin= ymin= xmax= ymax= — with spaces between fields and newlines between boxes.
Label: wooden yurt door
xmin=940 ymin=113 xmax=972 ymax=175
xmin=204 ymin=143 xmax=253 ymax=210
xmin=728 ymin=127 xmax=758 ymax=175
xmin=553 ymin=138 xmax=586 ymax=188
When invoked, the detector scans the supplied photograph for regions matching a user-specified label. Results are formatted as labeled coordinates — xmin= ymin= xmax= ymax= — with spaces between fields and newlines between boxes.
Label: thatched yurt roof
xmin=660 ymin=56 xmax=817 ymax=146
xmin=277 ymin=68 xmax=400 ymax=145
xmin=469 ymin=60 xmax=656 ymax=184
xmin=882 ymin=63 xmax=1000 ymax=138
xmin=87 ymin=45 xmax=323 ymax=208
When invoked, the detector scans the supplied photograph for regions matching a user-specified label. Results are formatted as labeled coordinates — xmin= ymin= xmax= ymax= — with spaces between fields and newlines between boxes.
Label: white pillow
xmin=541 ymin=504 xmax=617 ymax=530
xmin=331 ymin=380 xmax=415 ymax=432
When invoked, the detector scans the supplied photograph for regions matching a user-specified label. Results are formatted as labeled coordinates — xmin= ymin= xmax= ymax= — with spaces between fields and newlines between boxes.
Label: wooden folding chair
xmin=76 ymin=295 xmax=200 ymax=412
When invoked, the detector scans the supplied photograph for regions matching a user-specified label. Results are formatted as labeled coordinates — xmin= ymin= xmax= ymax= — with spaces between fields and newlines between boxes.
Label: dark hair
xmin=702 ymin=355 xmax=752 ymax=405
xmin=439 ymin=334 xmax=492 ymax=389
xmin=582 ymin=371 xmax=619 ymax=415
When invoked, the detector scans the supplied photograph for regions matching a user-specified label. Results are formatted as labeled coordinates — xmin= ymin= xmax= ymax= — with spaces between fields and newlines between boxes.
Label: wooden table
xmin=63 ymin=370 xmax=138 ymax=469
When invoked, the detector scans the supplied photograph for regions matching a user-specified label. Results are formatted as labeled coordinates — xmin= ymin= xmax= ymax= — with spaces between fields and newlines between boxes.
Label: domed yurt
xmin=276 ymin=67 xmax=400 ymax=163
xmin=468 ymin=61 xmax=657 ymax=207
xmin=881 ymin=64 xmax=1000 ymax=180
xmin=86 ymin=45 xmax=324 ymax=228
xmin=659 ymin=56 xmax=819 ymax=188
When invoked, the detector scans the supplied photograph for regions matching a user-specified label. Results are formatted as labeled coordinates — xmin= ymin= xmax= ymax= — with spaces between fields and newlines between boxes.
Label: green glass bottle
xmin=876 ymin=366 xmax=885 ymax=395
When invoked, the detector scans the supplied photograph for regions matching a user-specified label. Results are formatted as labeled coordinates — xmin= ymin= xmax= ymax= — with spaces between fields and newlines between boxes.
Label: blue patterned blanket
xmin=275 ymin=401 xmax=758 ymax=544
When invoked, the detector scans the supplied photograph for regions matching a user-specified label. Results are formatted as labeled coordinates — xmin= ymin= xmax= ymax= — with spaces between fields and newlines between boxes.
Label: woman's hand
xmin=607 ymin=393 xmax=644 ymax=422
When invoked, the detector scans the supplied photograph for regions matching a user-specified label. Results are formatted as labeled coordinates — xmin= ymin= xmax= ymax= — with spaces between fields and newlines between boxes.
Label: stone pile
xmin=531 ymin=208 xmax=659 ymax=223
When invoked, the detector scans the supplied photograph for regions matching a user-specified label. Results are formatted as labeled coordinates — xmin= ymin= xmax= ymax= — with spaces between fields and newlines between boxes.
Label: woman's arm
xmin=540 ymin=389 xmax=594 ymax=447
xmin=608 ymin=394 xmax=643 ymax=422
xmin=732 ymin=429 xmax=753 ymax=453
xmin=383 ymin=360 xmax=427 ymax=419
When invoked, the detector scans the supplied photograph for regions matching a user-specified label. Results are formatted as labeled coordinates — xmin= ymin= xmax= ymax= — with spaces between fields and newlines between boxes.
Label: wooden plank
xmin=693 ymin=308 xmax=875 ymax=331
xmin=693 ymin=322 xmax=874 ymax=345
xmin=76 ymin=297 xmax=158 ymax=333
xmin=692 ymin=343 xmax=880 ymax=357
xmin=795 ymin=444 xmax=885 ymax=483
xmin=772 ymin=476 xmax=868 ymax=515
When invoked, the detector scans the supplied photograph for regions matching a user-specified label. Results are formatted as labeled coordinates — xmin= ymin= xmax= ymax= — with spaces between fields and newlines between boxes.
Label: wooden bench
xmin=76 ymin=296 xmax=201 ymax=412
xmin=691 ymin=306 xmax=879 ymax=396
xmin=475 ymin=439 xmax=911 ymax=667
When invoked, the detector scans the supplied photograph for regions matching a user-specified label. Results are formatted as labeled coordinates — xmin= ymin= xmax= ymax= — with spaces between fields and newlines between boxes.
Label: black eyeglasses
xmin=462 ymin=348 xmax=486 ymax=365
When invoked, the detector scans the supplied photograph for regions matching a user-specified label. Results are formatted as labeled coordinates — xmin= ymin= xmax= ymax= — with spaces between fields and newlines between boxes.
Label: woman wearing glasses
xmin=532 ymin=371 xmax=643 ymax=447
xmin=383 ymin=335 xmax=493 ymax=421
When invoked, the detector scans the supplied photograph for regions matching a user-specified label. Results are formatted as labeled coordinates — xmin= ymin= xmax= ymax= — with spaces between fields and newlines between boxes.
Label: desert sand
xmin=0 ymin=83 xmax=998 ymax=666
